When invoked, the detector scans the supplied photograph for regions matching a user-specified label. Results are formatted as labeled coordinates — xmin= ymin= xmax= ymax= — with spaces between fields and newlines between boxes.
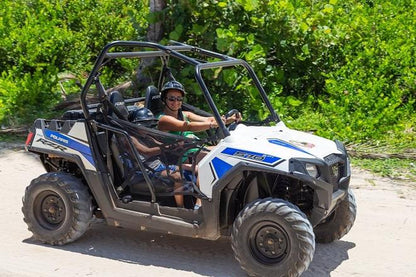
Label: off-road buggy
xmin=23 ymin=41 xmax=356 ymax=277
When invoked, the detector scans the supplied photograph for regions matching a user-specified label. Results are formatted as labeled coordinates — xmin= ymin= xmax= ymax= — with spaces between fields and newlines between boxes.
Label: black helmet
xmin=130 ymin=107 xmax=158 ymax=127
xmin=161 ymin=80 xmax=185 ymax=100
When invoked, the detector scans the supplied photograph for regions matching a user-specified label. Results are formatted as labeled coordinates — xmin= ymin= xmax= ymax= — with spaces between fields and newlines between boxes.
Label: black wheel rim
xmin=249 ymin=221 xmax=290 ymax=264
xmin=34 ymin=190 xmax=66 ymax=230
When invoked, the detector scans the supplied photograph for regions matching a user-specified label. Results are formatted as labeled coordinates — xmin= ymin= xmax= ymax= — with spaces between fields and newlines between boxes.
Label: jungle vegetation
xmin=0 ymin=0 xmax=415 ymax=178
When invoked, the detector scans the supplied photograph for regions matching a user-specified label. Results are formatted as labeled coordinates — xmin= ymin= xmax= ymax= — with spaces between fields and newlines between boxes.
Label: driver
xmin=157 ymin=80 xmax=241 ymax=147
xmin=156 ymin=80 xmax=240 ymax=210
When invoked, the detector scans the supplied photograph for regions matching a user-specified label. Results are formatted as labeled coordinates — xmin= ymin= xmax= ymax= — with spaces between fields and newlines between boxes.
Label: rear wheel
xmin=314 ymin=189 xmax=357 ymax=243
xmin=231 ymin=198 xmax=315 ymax=277
xmin=22 ymin=172 xmax=93 ymax=245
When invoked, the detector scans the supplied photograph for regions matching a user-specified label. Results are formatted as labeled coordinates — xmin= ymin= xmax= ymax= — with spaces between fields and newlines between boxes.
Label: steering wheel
xmin=224 ymin=109 xmax=241 ymax=131
xmin=208 ymin=109 xmax=242 ymax=144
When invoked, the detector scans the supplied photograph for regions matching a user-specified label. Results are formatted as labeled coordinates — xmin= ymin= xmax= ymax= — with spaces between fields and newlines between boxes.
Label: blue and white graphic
xmin=268 ymin=139 xmax=312 ymax=155
xmin=211 ymin=157 xmax=233 ymax=179
xmin=44 ymin=129 xmax=95 ymax=166
xmin=221 ymin=147 xmax=281 ymax=166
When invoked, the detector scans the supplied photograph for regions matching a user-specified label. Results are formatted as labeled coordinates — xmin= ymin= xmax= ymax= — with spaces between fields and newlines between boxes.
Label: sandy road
xmin=0 ymin=146 xmax=415 ymax=276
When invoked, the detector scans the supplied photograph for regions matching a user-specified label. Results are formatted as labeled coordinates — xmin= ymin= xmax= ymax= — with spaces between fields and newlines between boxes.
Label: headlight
xmin=305 ymin=163 xmax=319 ymax=178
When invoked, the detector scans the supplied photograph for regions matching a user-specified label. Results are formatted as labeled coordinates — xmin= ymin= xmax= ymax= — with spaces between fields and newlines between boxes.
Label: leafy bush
xmin=163 ymin=0 xmax=415 ymax=147
xmin=0 ymin=0 xmax=148 ymax=126
xmin=1 ymin=0 xmax=414 ymax=150
xmin=317 ymin=2 xmax=416 ymax=143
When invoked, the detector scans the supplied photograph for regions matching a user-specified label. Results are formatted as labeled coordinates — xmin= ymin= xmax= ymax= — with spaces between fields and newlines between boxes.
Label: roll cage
xmin=80 ymin=40 xmax=280 ymax=138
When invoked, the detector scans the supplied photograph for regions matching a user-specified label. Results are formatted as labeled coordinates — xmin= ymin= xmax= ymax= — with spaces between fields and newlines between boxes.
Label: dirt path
xmin=0 ymin=146 xmax=415 ymax=276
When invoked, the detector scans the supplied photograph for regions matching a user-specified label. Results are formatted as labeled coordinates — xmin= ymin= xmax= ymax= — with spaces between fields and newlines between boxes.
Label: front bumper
xmin=289 ymin=141 xmax=351 ymax=226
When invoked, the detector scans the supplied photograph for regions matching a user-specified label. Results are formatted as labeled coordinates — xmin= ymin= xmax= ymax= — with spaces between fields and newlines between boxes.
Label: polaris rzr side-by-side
xmin=23 ymin=41 xmax=356 ymax=277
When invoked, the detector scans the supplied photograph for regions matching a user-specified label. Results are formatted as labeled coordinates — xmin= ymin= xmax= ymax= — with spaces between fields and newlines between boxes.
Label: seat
xmin=144 ymin=85 xmax=163 ymax=116
xmin=109 ymin=91 xmax=129 ymax=120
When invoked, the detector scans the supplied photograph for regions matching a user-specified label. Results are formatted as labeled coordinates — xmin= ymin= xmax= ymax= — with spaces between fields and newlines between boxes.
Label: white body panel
xmin=31 ymin=122 xmax=96 ymax=171
xmin=68 ymin=122 xmax=89 ymax=142
xmin=198 ymin=122 xmax=341 ymax=198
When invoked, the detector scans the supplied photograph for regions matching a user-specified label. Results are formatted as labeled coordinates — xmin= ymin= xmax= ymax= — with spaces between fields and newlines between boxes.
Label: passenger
xmin=129 ymin=108 xmax=186 ymax=208
xmin=130 ymin=135 xmax=185 ymax=208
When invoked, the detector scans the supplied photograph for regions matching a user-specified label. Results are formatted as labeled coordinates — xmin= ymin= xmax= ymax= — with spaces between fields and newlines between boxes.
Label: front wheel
xmin=314 ymin=189 xmax=357 ymax=243
xmin=231 ymin=198 xmax=315 ymax=277
xmin=22 ymin=172 xmax=93 ymax=245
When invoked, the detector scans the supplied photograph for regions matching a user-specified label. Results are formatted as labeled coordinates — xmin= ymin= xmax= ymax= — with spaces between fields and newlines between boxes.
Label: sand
xmin=0 ymin=145 xmax=415 ymax=276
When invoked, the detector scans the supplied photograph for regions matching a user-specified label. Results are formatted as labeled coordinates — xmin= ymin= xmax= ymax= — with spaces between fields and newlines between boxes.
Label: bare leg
xmin=173 ymin=181 xmax=184 ymax=207
xmin=160 ymin=170 xmax=184 ymax=208
xmin=171 ymin=171 xmax=184 ymax=208
xmin=195 ymin=197 xmax=202 ymax=207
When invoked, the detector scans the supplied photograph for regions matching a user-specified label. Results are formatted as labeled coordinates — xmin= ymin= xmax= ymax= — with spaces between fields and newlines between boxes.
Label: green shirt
xmin=157 ymin=112 xmax=200 ymax=161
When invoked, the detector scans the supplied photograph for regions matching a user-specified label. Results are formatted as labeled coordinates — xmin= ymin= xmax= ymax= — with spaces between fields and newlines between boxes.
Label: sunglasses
xmin=167 ymin=96 xmax=184 ymax=102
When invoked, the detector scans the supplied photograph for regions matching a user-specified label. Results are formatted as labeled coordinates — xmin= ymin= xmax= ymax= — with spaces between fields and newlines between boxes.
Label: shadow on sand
xmin=303 ymin=240 xmax=356 ymax=276
xmin=23 ymin=221 xmax=355 ymax=277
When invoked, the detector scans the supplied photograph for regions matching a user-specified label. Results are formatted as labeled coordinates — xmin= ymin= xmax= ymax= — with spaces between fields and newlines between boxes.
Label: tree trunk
xmin=147 ymin=0 xmax=166 ymax=42
xmin=104 ymin=1 xmax=167 ymax=96
xmin=133 ymin=0 xmax=167 ymax=93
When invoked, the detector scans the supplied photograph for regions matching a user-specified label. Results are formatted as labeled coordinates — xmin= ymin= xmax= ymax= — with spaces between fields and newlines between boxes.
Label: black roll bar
xmin=80 ymin=40 xmax=280 ymax=138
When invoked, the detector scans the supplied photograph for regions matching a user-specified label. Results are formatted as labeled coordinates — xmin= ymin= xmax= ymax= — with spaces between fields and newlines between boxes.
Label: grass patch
xmin=0 ymin=134 xmax=26 ymax=143
xmin=348 ymin=138 xmax=416 ymax=183
xmin=351 ymin=158 xmax=416 ymax=182
xmin=288 ymin=110 xmax=416 ymax=184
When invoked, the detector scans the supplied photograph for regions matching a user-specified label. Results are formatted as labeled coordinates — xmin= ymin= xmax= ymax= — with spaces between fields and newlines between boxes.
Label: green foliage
xmin=1 ymin=0 xmax=415 ymax=152
xmin=0 ymin=133 xmax=26 ymax=143
xmin=318 ymin=2 xmax=416 ymax=143
xmin=163 ymin=0 xmax=415 ymax=149
xmin=352 ymin=158 xmax=416 ymax=182
xmin=0 ymin=0 xmax=148 ymax=126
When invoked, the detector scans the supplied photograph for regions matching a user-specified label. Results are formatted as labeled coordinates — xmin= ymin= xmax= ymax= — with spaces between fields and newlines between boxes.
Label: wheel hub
xmin=255 ymin=226 xmax=287 ymax=258
xmin=41 ymin=195 xmax=65 ymax=224
xmin=249 ymin=221 xmax=290 ymax=264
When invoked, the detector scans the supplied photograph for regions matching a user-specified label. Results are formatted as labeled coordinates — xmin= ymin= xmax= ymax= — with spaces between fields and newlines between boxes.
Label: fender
xmin=206 ymin=162 xmax=297 ymax=234
xmin=28 ymin=146 xmax=90 ymax=179
xmin=208 ymin=160 xmax=346 ymax=230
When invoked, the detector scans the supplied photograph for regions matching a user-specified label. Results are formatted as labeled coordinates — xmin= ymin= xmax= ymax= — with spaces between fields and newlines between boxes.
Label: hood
xmin=225 ymin=123 xmax=341 ymax=161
